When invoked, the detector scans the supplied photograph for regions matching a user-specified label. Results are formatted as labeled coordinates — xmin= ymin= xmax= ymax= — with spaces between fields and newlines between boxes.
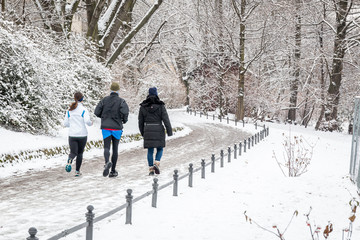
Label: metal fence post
xmin=188 ymin=163 xmax=193 ymax=187
xmin=86 ymin=205 xmax=94 ymax=240
xmin=213 ymin=114 xmax=215 ymax=120
xmin=27 ymin=227 xmax=39 ymax=240
xmin=244 ymin=139 xmax=247 ymax=153
xmin=220 ymin=116 xmax=222 ymax=122
xmin=255 ymin=122 xmax=257 ymax=129
xmin=248 ymin=137 xmax=251 ymax=149
xmin=228 ymin=147 xmax=231 ymax=163
xmin=125 ymin=189 xmax=133 ymax=224
xmin=234 ymin=144 xmax=237 ymax=159
xmin=206 ymin=113 xmax=208 ymax=119
xmin=252 ymin=136 xmax=254 ymax=147
xmin=211 ymin=154 xmax=215 ymax=173
xmin=173 ymin=170 xmax=178 ymax=196
xmin=243 ymin=120 xmax=245 ymax=127
xmin=200 ymin=112 xmax=202 ymax=118
xmin=227 ymin=117 xmax=229 ymax=124
xmin=239 ymin=142 xmax=242 ymax=156
xmin=267 ymin=127 xmax=269 ymax=136
xmin=220 ymin=150 xmax=224 ymax=167
xmin=194 ymin=111 xmax=196 ymax=116
xmin=235 ymin=119 xmax=237 ymax=126
xmin=152 ymin=178 xmax=158 ymax=207
xmin=201 ymin=159 xmax=205 ymax=179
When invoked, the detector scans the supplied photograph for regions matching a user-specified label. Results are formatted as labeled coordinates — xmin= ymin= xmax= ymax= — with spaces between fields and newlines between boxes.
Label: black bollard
xmin=188 ymin=163 xmax=193 ymax=187
xmin=125 ymin=189 xmax=133 ymax=224
xmin=152 ymin=178 xmax=159 ymax=207
xmin=27 ymin=227 xmax=39 ymax=240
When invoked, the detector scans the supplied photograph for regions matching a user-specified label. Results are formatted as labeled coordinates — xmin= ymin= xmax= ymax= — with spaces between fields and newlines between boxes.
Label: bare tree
xmin=232 ymin=0 xmax=263 ymax=120
xmin=317 ymin=0 xmax=359 ymax=131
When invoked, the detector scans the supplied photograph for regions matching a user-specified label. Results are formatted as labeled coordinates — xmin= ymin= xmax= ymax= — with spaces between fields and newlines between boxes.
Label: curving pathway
xmin=0 ymin=119 xmax=252 ymax=240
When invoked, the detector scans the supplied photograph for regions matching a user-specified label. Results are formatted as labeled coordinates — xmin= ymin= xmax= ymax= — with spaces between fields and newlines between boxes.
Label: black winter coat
xmin=95 ymin=92 xmax=129 ymax=130
xmin=138 ymin=95 xmax=172 ymax=148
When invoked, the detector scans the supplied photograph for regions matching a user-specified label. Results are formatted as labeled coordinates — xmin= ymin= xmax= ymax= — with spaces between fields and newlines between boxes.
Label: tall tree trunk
xmin=1 ymin=0 xmax=5 ymax=12
xmin=234 ymin=0 xmax=246 ymax=121
xmin=325 ymin=0 xmax=348 ymax=121
xmin=216 ymin=0 xmax=225 ymax=116
xmin=287 ymin=0 xmax=301 ymax=122
xmin=315 ymin=2 xmax=327 ymax=130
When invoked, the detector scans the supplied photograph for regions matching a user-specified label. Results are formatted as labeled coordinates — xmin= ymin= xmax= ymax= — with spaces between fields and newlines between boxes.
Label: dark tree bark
xmin=315 ymin=2 xmax=327 ymax=130
xmin=106 ymin=0 xmax=163 ymax=67
xmin=318 ymin=0 xmax=353 ymax=131
xmin=287 ymin=0 xmax=301 ymax=122
xmin=233 ymin=0 xmax=246 ymax=121
xmin=1 ymin=0 xmax=5 ymax=13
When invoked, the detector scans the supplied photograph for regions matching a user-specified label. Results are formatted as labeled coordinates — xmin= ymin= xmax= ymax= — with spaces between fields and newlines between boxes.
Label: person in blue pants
xmin=138 ymin=87 xmax=172 ymax=175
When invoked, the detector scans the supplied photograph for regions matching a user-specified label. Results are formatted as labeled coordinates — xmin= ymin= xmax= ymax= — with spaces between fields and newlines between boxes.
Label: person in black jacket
xmin=95 ymin=82 xmax=129 ymax=178
xmin=138 ymin=87 xmax=172 ymax=175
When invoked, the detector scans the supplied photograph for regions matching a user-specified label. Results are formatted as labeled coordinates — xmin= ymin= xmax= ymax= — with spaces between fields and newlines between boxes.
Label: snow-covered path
xmin=0 ymin=111 xmax=252 ymax=240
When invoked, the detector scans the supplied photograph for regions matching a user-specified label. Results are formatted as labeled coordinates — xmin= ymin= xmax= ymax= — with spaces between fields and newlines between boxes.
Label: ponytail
xmin=69 ymin=92 xmax=84 ymax=111
xmin=69 ymin=101 xmax=78 ymax=111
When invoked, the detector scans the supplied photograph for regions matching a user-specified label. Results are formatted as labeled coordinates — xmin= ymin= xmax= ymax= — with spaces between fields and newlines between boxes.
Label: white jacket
xmin=63 ymin=102 xmax=92 ymax=137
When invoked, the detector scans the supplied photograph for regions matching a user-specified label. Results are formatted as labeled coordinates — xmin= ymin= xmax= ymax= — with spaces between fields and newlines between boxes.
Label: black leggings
xmin=69 ymin=137 xmax=87 ymax=171
xmin=103 ymin=135 xmax=120 ymax=172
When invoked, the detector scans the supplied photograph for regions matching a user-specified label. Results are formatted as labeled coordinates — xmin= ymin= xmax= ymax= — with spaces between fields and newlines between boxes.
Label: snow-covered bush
xmin=273 ymin=132 xmax=317 ymax=177
xmin=0 ymin=19 xmax=111 ymax=135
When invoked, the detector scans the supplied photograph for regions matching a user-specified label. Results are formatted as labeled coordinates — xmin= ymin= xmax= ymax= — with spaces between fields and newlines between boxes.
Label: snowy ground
xmin=0 ymin=108 xmax=359 ymax=240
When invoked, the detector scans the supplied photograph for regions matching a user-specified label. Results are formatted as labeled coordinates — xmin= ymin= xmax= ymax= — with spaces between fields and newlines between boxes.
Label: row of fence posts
xmin=186 ymin=108 xmax=263 ymax=129
xmin=26 ymin=114 xmax=270 ymax=240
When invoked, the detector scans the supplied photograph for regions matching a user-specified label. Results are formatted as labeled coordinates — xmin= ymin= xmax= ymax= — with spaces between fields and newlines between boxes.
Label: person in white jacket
xmin=63 ymin=92 xmax=92 ymax=176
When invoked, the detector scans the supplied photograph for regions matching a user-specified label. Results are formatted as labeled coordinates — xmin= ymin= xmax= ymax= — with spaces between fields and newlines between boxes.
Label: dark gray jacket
xmin=138 ymin=95 xmax=172 ymax=148
xmin=95 ymin=92 xmax=129 ymax=130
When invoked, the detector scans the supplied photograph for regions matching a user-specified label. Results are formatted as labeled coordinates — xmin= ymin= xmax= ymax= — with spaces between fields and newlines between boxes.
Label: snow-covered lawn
xmin=1 ymin=109 xmax=359 ymax=240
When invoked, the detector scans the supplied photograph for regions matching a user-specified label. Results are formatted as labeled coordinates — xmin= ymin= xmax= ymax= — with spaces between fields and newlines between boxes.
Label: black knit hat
xmin=149 ymin=87 xmax=158 ymax=96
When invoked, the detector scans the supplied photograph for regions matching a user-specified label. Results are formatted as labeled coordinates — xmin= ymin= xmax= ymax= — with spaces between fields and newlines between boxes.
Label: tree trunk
xmin=86 ymin=0 xmax=107 ymax=42
xmin=301 ymin=77 xmax=312 ymax=126
xmin=234 ymin=0 xmax=246 ymax=121
xmin=99 ymin=0 xmax=136 ymax=59
xmin=287 ymin=0 xmax=301 ymax=122
xmin=1 ymin=0 xmax=4 ymax=12
xmin=315 ymin=2 xmax=327 ymax=130
xmin=320 ymin=0 xmax=349 ymax=131
xmin=63 ymin=0 xmax=81 ymax=37
xmin=175 ymin=56 xmax=190 ymax=105
xmin=216 ymin=0 xmax=225 ymax=116
xmin=106 ymin=0 xmax=163 ymax=67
